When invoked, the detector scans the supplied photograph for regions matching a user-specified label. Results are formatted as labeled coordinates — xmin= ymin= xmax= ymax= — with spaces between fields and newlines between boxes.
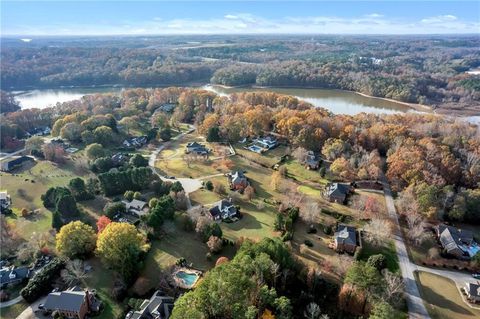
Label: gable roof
xmin=325 ymin=183 xmax=350 ymax=197
xmin=44 ymin=286 xmax=87 ymax=313
xmin=128 ymin=291 xmax=174 ymax=319
xmin=126 ymin=199 xmax=148 ymax=211
xmin=438 ymin=224 xmax=474 ymax=254
xmin=209 ymin=199 xmax=237 ymax=219
xmin=334 ymin=225 xmax=357 ymax=246
xmin=0 ymin=266 xmax=30 ymax=285
xmin=229 ymin=171 xmax=247 ymax=185
xmin=466 ymin=282 xmax=480 ymax=297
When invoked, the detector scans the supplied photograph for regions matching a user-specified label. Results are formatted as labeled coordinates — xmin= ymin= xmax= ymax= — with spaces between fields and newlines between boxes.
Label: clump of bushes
xmin=20 ymin=258 xmax=65 ymax=302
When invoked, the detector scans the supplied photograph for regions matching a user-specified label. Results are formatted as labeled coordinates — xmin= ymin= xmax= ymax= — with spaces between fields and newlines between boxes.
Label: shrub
xmin=205 ymin=181 xmax=214 ymax=191
xmin=304 ymin=239 xmax=313 ymax=247
xmin=367 ymin=254 xmax=387 ymax=271
xmin=282 ymin=231 xmax=293 ymax=242
xmin=133 ymin=191 xmax=142 ymax=200
xmin=20 ymin=258 xmax=65 ymax=302
xmin=124 ymin=191 xmax=134 ymax=201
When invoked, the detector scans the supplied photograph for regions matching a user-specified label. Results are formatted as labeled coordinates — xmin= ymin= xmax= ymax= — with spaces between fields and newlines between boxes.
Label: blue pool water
xmin=465 ymin=244 xmax=480 ymax=257
xmin=175 ymin=271 xmax=199 ymax=287
xmin=248 ymin=145 xmax=263 ymax=153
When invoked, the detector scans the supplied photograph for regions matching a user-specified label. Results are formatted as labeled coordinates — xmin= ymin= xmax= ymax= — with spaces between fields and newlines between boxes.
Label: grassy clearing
xmin=357 ymin=240 xmax=399 ymax=273
xmin=234 ymin=145 xmax=288 ymax=168
xmin=0 ymin=300 xmax=29 ymax=319
xmin=415 ymin=271 xmax=480 ymax=319
xmin=283 ymin=159 xmax=329 ymax=185
xmin=84 ymin=258 xmax=125 ymax=319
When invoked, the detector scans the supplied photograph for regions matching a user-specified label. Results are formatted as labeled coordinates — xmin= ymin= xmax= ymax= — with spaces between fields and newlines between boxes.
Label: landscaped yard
xmin=234 ymin=144 xmax=289 ymax=168
xmin=357 ymin=239 xmax=399 ymax=273
xmin=415 ymin=271 xmax=480 ymax=319
xmin=0 ymin=300 xmax=29 ymax=319
xmin=282 ymin=159 xmax=329 ymax=185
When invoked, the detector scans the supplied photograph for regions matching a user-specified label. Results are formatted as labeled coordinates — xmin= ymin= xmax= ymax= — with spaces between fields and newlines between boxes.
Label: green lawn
xmin=282 ymin=159 xmax=329 ymax=185
xmin=357 ymin=240 xmax=400 ymax=273
xmin=0 ymin=300 xmax=29 ymax=319
xmin=84 ymin=258 xmax=125 ymax=319
xmin=415 ymin=271 xmax=480 ymax=319
xmin=234 ymin=145 xmax=288 ymax=168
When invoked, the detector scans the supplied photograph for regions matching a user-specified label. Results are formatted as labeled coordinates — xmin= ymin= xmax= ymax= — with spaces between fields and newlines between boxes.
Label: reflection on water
xmin=14 ymin=87 xmax=122 ymax=109
xmin=202 ymin=85 xmax=412 ymax=115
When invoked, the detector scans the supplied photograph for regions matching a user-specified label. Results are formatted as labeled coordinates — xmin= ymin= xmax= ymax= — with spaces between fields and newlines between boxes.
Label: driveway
xmin=381 ymin=175 xmax=431 ymax=319
xmin=15 ymin=296 xmax=46 ymax=319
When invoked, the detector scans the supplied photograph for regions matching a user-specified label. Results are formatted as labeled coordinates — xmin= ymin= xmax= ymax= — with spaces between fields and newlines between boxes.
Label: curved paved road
xmin=0 ymin=295 xmax=22 ymax=308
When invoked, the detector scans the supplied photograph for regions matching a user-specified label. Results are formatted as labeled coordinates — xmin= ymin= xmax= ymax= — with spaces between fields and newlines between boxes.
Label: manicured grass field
xmin=283 ymin=159 xmax=329 ymax=185
xmin=415 ymin=271 xmax=480 ymax=319
xmin=234 ymin=144 xmax=288 ymax=168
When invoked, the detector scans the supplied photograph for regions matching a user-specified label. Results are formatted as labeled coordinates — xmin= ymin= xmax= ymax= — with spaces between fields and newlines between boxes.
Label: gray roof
xmin=466 ymin=282 xmax=480 ymax=297
xmin=0 ymin=266 xmax=30 ymax=285
xmin=334 ymin=225 xmax=357 ymax=246
xmin=209 ymin=199 xmax=237 ymax=219
xmin=44 ymin=286 xmax=87 ymax=313
xmin=438 ymin=224 xmax=474 ymax=254
xmin=325 ymin=183 xmax=350 ymax=197
xmin=229 ymin=171 xmax=247 ymax=185
xmin=128 ymin=291 xmax=174 ymax=319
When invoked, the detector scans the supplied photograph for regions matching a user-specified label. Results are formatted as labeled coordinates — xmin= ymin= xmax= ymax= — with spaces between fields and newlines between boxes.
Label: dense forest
xmin=1 ymin=35 xmax=479 ymax=114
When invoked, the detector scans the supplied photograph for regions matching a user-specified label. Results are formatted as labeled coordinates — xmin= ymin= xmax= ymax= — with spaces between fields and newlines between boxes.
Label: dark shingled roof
xmin=44 ymin=286 xmax=86 ymax=313
xmin=334 ymin=225 xmax=357 ymax=246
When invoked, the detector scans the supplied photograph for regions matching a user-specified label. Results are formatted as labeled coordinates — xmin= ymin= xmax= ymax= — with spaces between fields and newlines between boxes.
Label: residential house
xmin=42 ymin=286 xmax=100 ymax=319
xmin=0 ymin=191 xmax=12 ymax=213
xmin=227 ymin=171 xmax=249 ymax=191
xmin=209 ymin=199 xmax=238 ymax=221
xmin=111 ymin=153 xmax=129 ymax=164
xmin=436 ymin=224 xmax=477 ymax=259
xmin=334 ymin=225 xmax=358 ymax=254
xmin=126 ymin=291 xmax=174 ymax=319
xmin=305 ymin=151 xmax=320 ymax=170
xmin=0 ymin=266 xmax=31 ymax=288
xmin=254 ymin=136 xmax=278 ymax=150
xmin=157 ymin=103 xmax=176 ymax=113
xmin=185 ymin=142 xmax=209 ymax=156
xmin=0 ymin=156 xmax=34 ymax=172
xmin=324 ymin=183 xmax=352 ymax=204
xmin=123 ymin=136 xmax=148 ymax=148
xmin=123 ymin=199 xmax=149 ymax=218
xmin=27 ymin=126 xmax=51 ymax=137
xmin=465 ymin=282 xmax=480 ymax=303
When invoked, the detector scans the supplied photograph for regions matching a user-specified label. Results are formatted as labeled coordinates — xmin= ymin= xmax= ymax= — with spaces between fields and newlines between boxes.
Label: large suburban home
xmin=123 ymin=199 xmax=149 ymax=218
xmin=436 ymin=224 xmax=478 ymax=259
xmin=0 ymin=156 xmax=34 ymax=172
xmin=126 ymin=290 xmax=174 ymax=319
xmin=123 ymin=136 xmax=148 ymax=148
xmin=0 ymin=191 xmax=12 ymax=213
xmin=0 ymin=266 xmax=31 ymax=288
xmin=254 ymin=136 xmax=278 ymax=150
xmin=324 ymin=183 xmax=352 ymax=204
xmin=334 ymin=225 xmax=358 ymax=254
xmin=209 ymin=199 xmax=238 ymax=221
xmin=465 ymin=282 xmax=480 ymax=303
xmin=305 ymin=151 xmax=320 ymax=170
xmin=185 ymin=142 xmax=209 ymax=156
xmin=42 ymin=286 xmax=100 ymax=319
xmin=227 ymin=170 xmax=249 ymax=191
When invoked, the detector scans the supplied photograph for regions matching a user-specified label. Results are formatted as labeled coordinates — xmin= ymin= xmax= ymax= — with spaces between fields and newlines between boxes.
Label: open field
xmin=415 ymin=271 xmax=480 ymax=319
xmin=282 ymin=159 xmax=329 ymax=185
xmin=234 ymin=144 xmax=289 ymax=168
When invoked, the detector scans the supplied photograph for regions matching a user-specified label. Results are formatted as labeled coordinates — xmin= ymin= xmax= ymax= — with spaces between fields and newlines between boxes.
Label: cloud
xmin=421 ymin=15 xmax=457 ymax=24
xmin=3 ymin=13 xmax=479 ymax=35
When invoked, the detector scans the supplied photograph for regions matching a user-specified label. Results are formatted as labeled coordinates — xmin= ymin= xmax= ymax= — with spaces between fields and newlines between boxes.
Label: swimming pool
xmin=248 ymin=145 xmax=263 ymax=153
xmin=173 ymin=270 xmax=200 ymax=288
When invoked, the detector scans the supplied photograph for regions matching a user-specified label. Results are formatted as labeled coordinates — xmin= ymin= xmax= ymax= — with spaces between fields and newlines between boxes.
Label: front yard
xmin=415 ymin=271 xmax=480 ymax=319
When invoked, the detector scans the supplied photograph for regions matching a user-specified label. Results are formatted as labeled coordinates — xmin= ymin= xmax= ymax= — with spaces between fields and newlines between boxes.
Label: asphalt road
xmin=381 ymin=176 xmax=432 ymax=319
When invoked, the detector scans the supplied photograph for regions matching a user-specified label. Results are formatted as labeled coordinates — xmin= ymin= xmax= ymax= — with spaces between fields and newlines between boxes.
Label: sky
xmin=1 ymin=1 xmax=479 ymax=36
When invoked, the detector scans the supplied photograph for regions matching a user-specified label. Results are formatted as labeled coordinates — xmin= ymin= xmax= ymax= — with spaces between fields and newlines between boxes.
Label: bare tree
xmin=61 ymin=259 xmax=89 ymax=285
xmin=293 ymin=147 xmax=309 ymax=164
xmin=363 ymin=217 xmax=391 ymax=247
xmin=382 ymin=270 xmax=404 ymax=308
xmin=406 ymin=212 xmax=428 ymax=246
xmin=301 ymin=201 xmax=319 ymax=225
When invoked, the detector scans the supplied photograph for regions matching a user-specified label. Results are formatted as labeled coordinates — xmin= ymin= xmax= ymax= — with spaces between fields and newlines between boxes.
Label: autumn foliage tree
xmin=96 ymin=216 xmax=112 ymax=233
xmin=56 ymin=221 xmax=96 ymax=259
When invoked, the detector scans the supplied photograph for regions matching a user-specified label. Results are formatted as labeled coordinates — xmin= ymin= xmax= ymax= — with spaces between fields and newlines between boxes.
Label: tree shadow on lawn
xmin=418 ymin=279 xmax=475 ymax=317
xmin=227 ymin=211 xmax=263 ymax=231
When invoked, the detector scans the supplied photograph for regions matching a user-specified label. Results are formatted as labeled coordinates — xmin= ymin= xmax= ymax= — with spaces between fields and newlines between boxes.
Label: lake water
xmin=14 ymin=86 xmax=478 ymax=124
xmin=14 ymin=85 xmax=414 ymax=115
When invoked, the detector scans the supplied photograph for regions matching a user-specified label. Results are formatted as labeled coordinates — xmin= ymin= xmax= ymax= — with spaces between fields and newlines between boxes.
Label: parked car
xmin=472 ymin=273 xmax=480 ymax=279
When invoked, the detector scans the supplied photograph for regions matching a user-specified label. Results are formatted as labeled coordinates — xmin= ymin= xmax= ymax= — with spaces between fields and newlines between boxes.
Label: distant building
xmin=305 ymin=151 xmax=320 ymax=170
xmin=42 ymin=286 xmax=100 ymax=319
xmin=126 ymin=291 xmax=174 ymax=319
xmin=123 ymin=136 xmax=148 ymax=148
xmin=254 ymin=136 xmax=278 ymax=150
xmin=185 ymin=142 xmax=209 ymax=156
xmin=324 ymin=183 xmax=352 ymax=204
xmin=111 ymin=153 xmax=129 ymax=164
xmin=27 ymin=126 xmax=51 ymax=137
xmin=227 ymin=171 xmax=249 ymax=191
xmin=0 ymin=266 xmax=31 ymax=288
xmin=436 ymin=224 xmax=477 ymax=259
xmin=465 ymin=282 xmax=480 ymax=303
xmin=0 ymin=191 xmax=12 ymax=213
xmin=334 ymin=225 xmax=358 ymax=254
xmin=157 ymin=103 xmax=176 ymax=113
xmin=123 ymin=199 xmax=149 ymax=218
xmin=0 ymin=156 xmax=34 ymax=172
xmin=209 ymin=199 xmax=238 ymax=221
